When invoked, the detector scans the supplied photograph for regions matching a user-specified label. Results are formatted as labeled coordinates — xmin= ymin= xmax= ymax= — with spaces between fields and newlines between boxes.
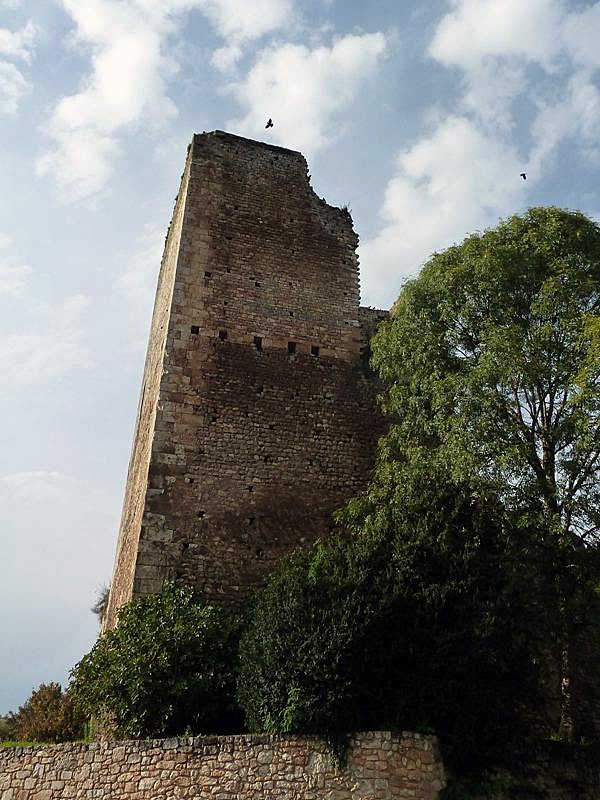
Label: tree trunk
xmin=558 ymin=633 xmax=574 ymax=740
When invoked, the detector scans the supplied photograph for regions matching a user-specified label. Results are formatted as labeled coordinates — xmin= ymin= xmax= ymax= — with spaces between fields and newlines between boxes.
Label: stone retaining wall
xmin=0 ymin=730 xmax=445 ymax=800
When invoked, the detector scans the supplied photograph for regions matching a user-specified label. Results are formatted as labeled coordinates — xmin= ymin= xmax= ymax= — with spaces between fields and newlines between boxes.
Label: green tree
xmin=70 ymin=582 xmax=241 ymax=738
xmin=239 ymin=482 xmax=542 ymax=767
xmin=0 ymin=713 xmax=17 ymax=742
xmin=13 ymin=683 xmax=85 ymax=743
xmin=368 ymin=206 xmax=600 ymax=738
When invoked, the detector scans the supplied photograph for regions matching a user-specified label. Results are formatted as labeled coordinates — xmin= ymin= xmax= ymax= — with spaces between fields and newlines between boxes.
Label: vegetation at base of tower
xmin=70 ymin=582 xmax=241 ymax=738
xmin=364 ymin=206 xmax=600 ymax=741
xmin=238 ymin=206 xmax=600 ymax=765
xmin=238 ymin=477 xmax=548 ymax=768
xmin=8 ymin=683 xmax=85 ymax=744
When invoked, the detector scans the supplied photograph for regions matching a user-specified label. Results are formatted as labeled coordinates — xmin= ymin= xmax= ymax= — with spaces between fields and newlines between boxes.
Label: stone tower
xmin=104 ymin=131 xmax=386 ymax=630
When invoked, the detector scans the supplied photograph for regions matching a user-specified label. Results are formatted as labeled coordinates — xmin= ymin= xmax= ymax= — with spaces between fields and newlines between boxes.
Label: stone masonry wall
xmin=105 ymin=131 xmax=387 ymax=626
xmin=0 ymin=731 xmax=445 ymax=800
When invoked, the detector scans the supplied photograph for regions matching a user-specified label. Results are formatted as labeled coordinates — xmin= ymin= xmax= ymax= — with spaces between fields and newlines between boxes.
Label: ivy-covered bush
xmin=238 ymin=481 xmax=546 ymax=767
xmin=70 ymin=582 xmax=241 ymax=738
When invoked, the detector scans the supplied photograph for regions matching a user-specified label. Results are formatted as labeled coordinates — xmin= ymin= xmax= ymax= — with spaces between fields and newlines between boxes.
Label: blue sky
xmin=1 ymin=0 xmax=600 ymax=714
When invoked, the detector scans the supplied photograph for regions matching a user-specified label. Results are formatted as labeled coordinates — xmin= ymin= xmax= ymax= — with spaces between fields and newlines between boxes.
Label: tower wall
xmin=105 ymin=131 xmax=386 ymax=629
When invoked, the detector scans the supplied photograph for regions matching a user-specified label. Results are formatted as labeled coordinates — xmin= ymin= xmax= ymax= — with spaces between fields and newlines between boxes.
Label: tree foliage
xmin=372 ymin=207 xmax=600 ymax=543
xmin=0 ymin=713 xmax=17 ymax=742
xmin=13 ymin=683 xmax=85 ymax=743
xmin=70 ymin=582 xmax=240 ymax=738
xmin=239 ymin=477 xmax=544 ymax=767
xmin=358 ymin=206 xmax=600 ymax=739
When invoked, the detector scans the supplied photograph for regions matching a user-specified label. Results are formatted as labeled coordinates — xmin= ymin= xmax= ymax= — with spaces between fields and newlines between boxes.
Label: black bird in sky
xmin=520 ymin=172 xmax=527 ymax=180
xmin=265 ymin=118 xmax=273 ymax=129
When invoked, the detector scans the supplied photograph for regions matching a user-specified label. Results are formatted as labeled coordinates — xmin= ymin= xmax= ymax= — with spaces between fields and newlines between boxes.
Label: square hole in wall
xmin=311 ymin=345 xmax=320 ymax=356
xmin=254 ymin=336 xmax=263 ymax=351
xmin=248 ymin=485 xmax=254 ymax=493
xmin=288 ymin=341 xmax=296 ymax=354
xmin=204 ymin=271 xmax=212 ymax=278
xmin=191 ymin=325 xmax=200 ymax=335
xmin=255 ymin=281 xmax=261 ymax=288
xmin=197 ymin=511 xmax=205 ymax=519
xmin=219 ymin=329 xmax=228 ymax=340
xmin=226 ymin=267 xmax=231 ymax=273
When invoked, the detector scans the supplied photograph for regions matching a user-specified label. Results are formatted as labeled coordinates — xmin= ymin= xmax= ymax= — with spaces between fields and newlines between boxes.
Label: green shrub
xmin=0 ymin=713 xmax=17 ymax=742
xmin=70 ymin=582 xmax=241 ymax=738
xmin=13 ymin=683 xmax=85 ymax=743
xmin=238 ymin=482 xmax=544 ymax=767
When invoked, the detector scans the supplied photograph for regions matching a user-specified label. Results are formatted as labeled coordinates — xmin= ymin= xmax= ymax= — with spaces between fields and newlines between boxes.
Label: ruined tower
xmin=104 ymin=131 xmax=386 ymax=629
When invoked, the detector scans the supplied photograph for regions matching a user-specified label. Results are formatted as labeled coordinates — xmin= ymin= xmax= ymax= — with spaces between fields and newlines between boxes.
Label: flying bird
xmin=520 ymin=172 xmax=527 ymax=180
xmin=265 ymin=118 xmax=274 ymax=129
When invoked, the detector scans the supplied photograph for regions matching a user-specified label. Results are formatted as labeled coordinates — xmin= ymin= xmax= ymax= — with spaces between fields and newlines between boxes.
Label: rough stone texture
xmin=0 ymin=731 xmax=445 ymax=800
xmin=105 ymin=131 xmax=387 ymax=629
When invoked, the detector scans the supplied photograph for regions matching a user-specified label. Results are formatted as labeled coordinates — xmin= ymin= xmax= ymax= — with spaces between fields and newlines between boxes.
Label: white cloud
xmin=429 ymin=0 xmax=564 ymax=72
xmin=0 ymin=293 xmax=92 ymax=383
xmin=198 ymin=0 xmax=295 ymax=44
xmin=116 ymin=223 xmax=163 ymax=310
xmin=0 ymin=470 xmax=74 ymax=503
xmin=360 ymin=116 xmax=524 ymax=307
xmin=0 ymin=60 xmax=27 ymax=113
xmin=227 ymin=32 xmax=387 ymax=157
xmin=0 ymin=18 xmax=36 ymax=114
xmin=563 ymin=3 xmax=600 ymax=70
xmin=0 ymin=18 xmax=36 ymax=61
xmin=359 ymin=0 xmax=600 ymax=305
xmin=39 ymin=0 xmax=295 ymax=198
xmin=211 ymin=43 xmax=243 ymax=72
xmin=0 ymin=262 xmax=31 ymax=295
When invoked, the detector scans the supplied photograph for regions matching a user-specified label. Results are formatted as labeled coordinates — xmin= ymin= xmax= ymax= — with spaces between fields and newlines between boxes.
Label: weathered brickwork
xmin=0 ymin=731 xmax=445 ymax=800
xmin=105 ymin=131 xmax=387 ymax=629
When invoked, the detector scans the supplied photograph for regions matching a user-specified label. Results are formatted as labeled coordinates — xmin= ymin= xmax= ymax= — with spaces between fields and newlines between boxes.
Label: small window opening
xmin=211 ymin=415 xmax=218 ymax=423
xmin=289 ymin=311 xmax=294 ymax=317
xmin=218 ymin=329 xmax=228 ymax=340
xmin=287 ymin=341 xmax=296 ymax=354
xmin=311 ymin=345 xmax=320 ymax=357
xmin=256 ymin=548 xmax=264 ymax=559
xmin=185 ymin=476 xmax=195 ymax=484
xmin=224 ymin=300 xmax=228 ymax=306
xmin=191 ymin=325 xmax=200 ymax=335
xmin=226 ymin=267 xmax=231 ymax=273
xmin=254 ymin=336 xmax=263 ymax=351
xmin=204 ymin=271 xmax=212 ymax=278
xmin=255 ymin=281 xmax=261 ymax=288
xmin=182 ymin=542 xmax=190 ymax=550
xmin=264 ymin=455 xmax=271 ymax=463
xmin=197 ymin=511 xmax=205 ymax=519
xmin=248 ymin=485 xmax=254 ymax=493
